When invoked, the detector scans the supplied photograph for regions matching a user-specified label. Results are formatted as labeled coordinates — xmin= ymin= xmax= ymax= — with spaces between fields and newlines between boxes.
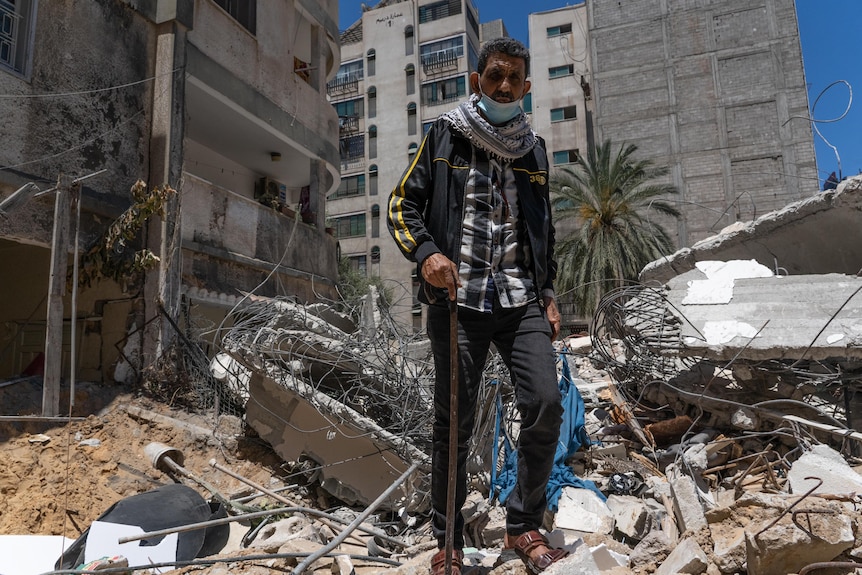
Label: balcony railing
xmin=339 ymin=115 xmax=360 ymax=135
xmin=420 ymin=49 xmax=460 ymax=73
xmin=327 ymin=73 xmax=361 ymax=97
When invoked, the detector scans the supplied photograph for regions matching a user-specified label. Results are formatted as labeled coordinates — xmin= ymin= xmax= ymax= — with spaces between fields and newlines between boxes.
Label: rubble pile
xmin=3 ymin=177 xmax=862 ymax=574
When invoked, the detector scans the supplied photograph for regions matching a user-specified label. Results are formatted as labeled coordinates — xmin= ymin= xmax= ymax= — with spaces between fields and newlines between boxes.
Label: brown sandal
xmin=506 ymin=530 xmax=569 ymax=574
xmin=431 ymin=547 xmax=464 ymax=575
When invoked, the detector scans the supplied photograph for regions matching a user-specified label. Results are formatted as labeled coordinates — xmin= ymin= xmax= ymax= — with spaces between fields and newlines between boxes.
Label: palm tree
xmin=550 ymin=140 xmax=681 ymax=318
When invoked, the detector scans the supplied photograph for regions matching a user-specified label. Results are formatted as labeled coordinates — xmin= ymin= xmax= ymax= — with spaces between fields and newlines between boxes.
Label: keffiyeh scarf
xmin=442 ymin=93 xmax=537 ymax=161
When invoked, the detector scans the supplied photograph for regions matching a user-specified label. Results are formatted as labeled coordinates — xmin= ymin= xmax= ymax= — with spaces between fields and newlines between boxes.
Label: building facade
xmin=0 ymin=0 xmax=341 ymax=394
xmin=584 ymin=0 xmax=817 ymax=246
xmin=328 ymin=0 xmax=483 ymax=329
xmin=329 ymin=0 xmax=817 ymax=332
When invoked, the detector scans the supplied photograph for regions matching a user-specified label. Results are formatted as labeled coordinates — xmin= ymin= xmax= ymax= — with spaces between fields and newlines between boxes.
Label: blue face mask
xmin=476 ymin=86 xmax=522 ymax=125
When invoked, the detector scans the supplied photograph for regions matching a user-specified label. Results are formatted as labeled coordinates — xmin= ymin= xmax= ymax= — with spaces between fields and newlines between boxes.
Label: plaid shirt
xmin=458 ymin=157 xmax=535 ymax=312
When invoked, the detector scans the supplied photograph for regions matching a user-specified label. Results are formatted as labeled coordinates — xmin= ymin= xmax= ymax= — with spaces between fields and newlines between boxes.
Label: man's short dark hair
xmin=477 ymin=37 xmax=530 ymax=77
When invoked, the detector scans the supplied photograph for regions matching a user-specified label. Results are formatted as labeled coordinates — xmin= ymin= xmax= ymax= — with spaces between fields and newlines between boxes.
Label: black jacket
xmin=387 ymin=117 xmax=557 ymax=305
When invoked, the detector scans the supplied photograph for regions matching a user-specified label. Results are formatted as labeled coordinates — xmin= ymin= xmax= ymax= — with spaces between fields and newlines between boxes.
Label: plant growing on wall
xmin=75 ymin=180 xmax=176 ymax=290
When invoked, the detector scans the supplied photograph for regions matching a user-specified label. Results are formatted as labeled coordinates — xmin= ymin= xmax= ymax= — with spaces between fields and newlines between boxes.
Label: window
xmin=405 ymin=25 xmax=414 ymax=55
xmin=366 ymin=49 xmax=376 ymax=77
xmin=339 ymin=134 xmax=365 ymax=161
xmin=369 ymin=165 xmax=379 ymax=196
xmin=405 ymin=64 xmax=416 ymax=95
xmin=523 ymin=93 xmax=533 ymax=114
xmin=334 ymin=214 xmax=366 ymax=238
xmin=332 ymin=60 xmax=364 ymax=84
xmin=371 ymin=205 xmax=380 ymax=238
xmin=331 ymin=174 xmax=365 ymax=199
xmin=547 ymin=23 xmax=572 ymax=37
xmin=334 ymin=98 xmax=364 ymax=120
xmin=550 ymin=105 xmax=577 ymax=122
xmin=408 ymin=142 xmax=418 ymax=160
xmin=0 ymin=0 xmax=36 ymax=76
xmin=407 ymin=103 xmax=417 ymax=136
xmin=549 ymin=64 xmax=574 ymax=79
xmin=212 ymin=0 xmax=257 ymax=33
xmin=553 ymin=149 xmax=580 ymax=165
xmin=367 ymin=86 xmax=377 ymax=118
xmin=420 ymin=36 xmax=464 ymax=69
xmin=348 ymin=254 xmax=367 ymax=275
xmin=368 ymin=126 xmax=377 ymax=159
xmin=419 ymin=0 xmax=461 ymax=24
xmin=421 ymin=75 xmax=466 ymax=106
xmin=423 ymin=121 xmax=435 ymax=135
xmin=371 ymin=246 xmax=381 ymax=263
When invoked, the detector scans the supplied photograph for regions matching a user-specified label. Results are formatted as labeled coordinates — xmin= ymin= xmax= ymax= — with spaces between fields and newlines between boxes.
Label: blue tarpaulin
xmin=491 ymin=353 xmax=606 ymax=511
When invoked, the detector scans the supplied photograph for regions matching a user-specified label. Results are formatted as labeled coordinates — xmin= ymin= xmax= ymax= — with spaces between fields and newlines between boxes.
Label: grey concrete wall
xmin=586 ymin=0 xmax=818 ymax=247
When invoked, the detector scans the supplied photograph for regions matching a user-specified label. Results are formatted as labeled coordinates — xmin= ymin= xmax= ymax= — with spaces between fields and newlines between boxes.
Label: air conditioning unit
xmin=256 ymin=177 xmax=287 ymax=205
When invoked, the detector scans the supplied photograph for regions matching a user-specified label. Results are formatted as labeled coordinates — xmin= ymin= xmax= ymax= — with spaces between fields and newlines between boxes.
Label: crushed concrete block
xmin=546 ymin=529 xmax=585 ymax=551
xmin=544 ymin=541 xmax=601 ymax=575
xmin=787 ymin=444 xmax=862 ymax=495
xmin=332 ymin=554 xmax=354 ymax=575
xmin=745 ymin=508 xmax=855 ymax=575
xmin=249 ymin=516 xmax=316 ymax=552
xmin=654 ymin=537 xmax=708 ymax=575
xmin=710 ymin=524 xmax=746 ymax=574
xmin=565 ymin=335 xmax=593 ymax=354
xmin=669 ymin=474 xmax=708 ymax=534
xmin=553 ymin=487 xmax=614 ymax=534
xmin=606 ymin=495 xmax=649 ymax=540
xmin=630 ymin=531 xmax=672 ymax=571
xmin=590 ymin=543 xmax=629 ymax=571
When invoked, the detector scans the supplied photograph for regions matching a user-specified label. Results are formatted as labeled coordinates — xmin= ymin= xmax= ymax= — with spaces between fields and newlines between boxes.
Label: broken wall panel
xmin=662 ymin=271 xmax=862 ymax=361
xmin=246 ymin=371 xmax=430 ymax=512
xmin=641 ymin=176 xmax=862 ymax=284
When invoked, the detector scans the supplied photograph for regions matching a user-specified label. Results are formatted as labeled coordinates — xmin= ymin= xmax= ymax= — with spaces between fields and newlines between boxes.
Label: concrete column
xmin=143 ymin=21 xmax=186 ymax=371
xmin=42 ymin=174 xmax=73 ymax=416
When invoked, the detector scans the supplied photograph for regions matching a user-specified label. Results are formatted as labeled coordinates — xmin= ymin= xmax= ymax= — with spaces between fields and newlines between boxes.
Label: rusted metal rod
xmin=208 ymin=459 xmax=407 ymax=548
xmin=292 ymin=461 xmax=420 ymax=574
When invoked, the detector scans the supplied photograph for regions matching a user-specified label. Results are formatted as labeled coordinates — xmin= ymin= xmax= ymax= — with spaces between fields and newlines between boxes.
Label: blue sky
xmin=338 ymin=1 xmax=860 ymax=187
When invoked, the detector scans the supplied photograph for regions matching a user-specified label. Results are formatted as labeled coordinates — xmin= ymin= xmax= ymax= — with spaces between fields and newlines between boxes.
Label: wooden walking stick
xmin=444 ymin=297 xmax=459 ymax=575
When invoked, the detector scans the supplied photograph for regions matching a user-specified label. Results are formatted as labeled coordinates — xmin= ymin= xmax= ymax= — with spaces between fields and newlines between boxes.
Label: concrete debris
xmin=605 ymin=495 xmax=650 ymax=541
xmin=92 ymin=177 xmax=859 ymax=574
xmin=553 ymin=486 xmax=615 ymax=534
xmin=787 ymin=443 xmax=862 ymax=495
xmin=653 ymin=537 xmax=708 ymax=575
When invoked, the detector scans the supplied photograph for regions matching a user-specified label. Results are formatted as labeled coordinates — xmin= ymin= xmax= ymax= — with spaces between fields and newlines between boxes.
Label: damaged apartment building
xmin=0 ymin=0 xmax=343 ymax=414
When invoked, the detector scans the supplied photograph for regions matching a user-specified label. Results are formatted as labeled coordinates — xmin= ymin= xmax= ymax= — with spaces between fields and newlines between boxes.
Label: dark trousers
xmin=426 ymin=299 xmax=563 ymax=549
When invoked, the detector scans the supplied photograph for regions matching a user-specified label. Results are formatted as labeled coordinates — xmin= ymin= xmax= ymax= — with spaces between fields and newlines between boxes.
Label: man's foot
xmin=431 ymin=547 xmax=464 ymax=575
xmin=504 ymin=530 xmax=568 ymax=574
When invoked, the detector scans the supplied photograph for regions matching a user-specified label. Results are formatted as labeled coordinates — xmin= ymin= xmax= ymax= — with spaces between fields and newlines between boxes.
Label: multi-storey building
xmin=584 ymin=0 xmax=817 ymax=246
xmin=0 ymin=0 xmax=341 ymax=397
xmin=331 ymin=0 xmax=817 ymax=331
xmin=328 ymin=0 xmax=484 ymax=330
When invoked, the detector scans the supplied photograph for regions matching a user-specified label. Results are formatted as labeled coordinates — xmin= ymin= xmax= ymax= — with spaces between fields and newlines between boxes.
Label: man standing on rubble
xmin=387 ymin=37 xmax=568 ymax=575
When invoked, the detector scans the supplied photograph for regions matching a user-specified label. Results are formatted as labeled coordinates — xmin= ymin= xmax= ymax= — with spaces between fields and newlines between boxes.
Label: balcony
xmin=339 ymin=115 xmax=360 ymax=135
xmin=327 ymin=73 xmax=361 ymax=97
xmin=420 ymin=49 xmax=461 ymax=74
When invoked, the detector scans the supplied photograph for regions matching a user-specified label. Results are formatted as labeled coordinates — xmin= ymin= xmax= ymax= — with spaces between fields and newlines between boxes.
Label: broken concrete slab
xmin=745 ymin=503 xmax=855 ymax=575
xmin=544 ymin=542 xmax=602 ymax=575
xmin=553 ymin=486 xmax=614 ymax=534
xmin=606 ymin=495 xmax=649 ymax=541
xmin=245 ymin=371 xmax=430 ymax=512
xmin=787 ymin=443 xmax=862 ymax=495
xmin=641 ymin=175 xmax=862 ymax=284
xmin=653 ymin=537 xmax=708 ymax=575
xmin=669 ymin=473 xmax=708 ymax=535
xmin=629 ymin=531 xmax=672 ymax=571
xmin=655 ymin=269 xmax=862 ymax=361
